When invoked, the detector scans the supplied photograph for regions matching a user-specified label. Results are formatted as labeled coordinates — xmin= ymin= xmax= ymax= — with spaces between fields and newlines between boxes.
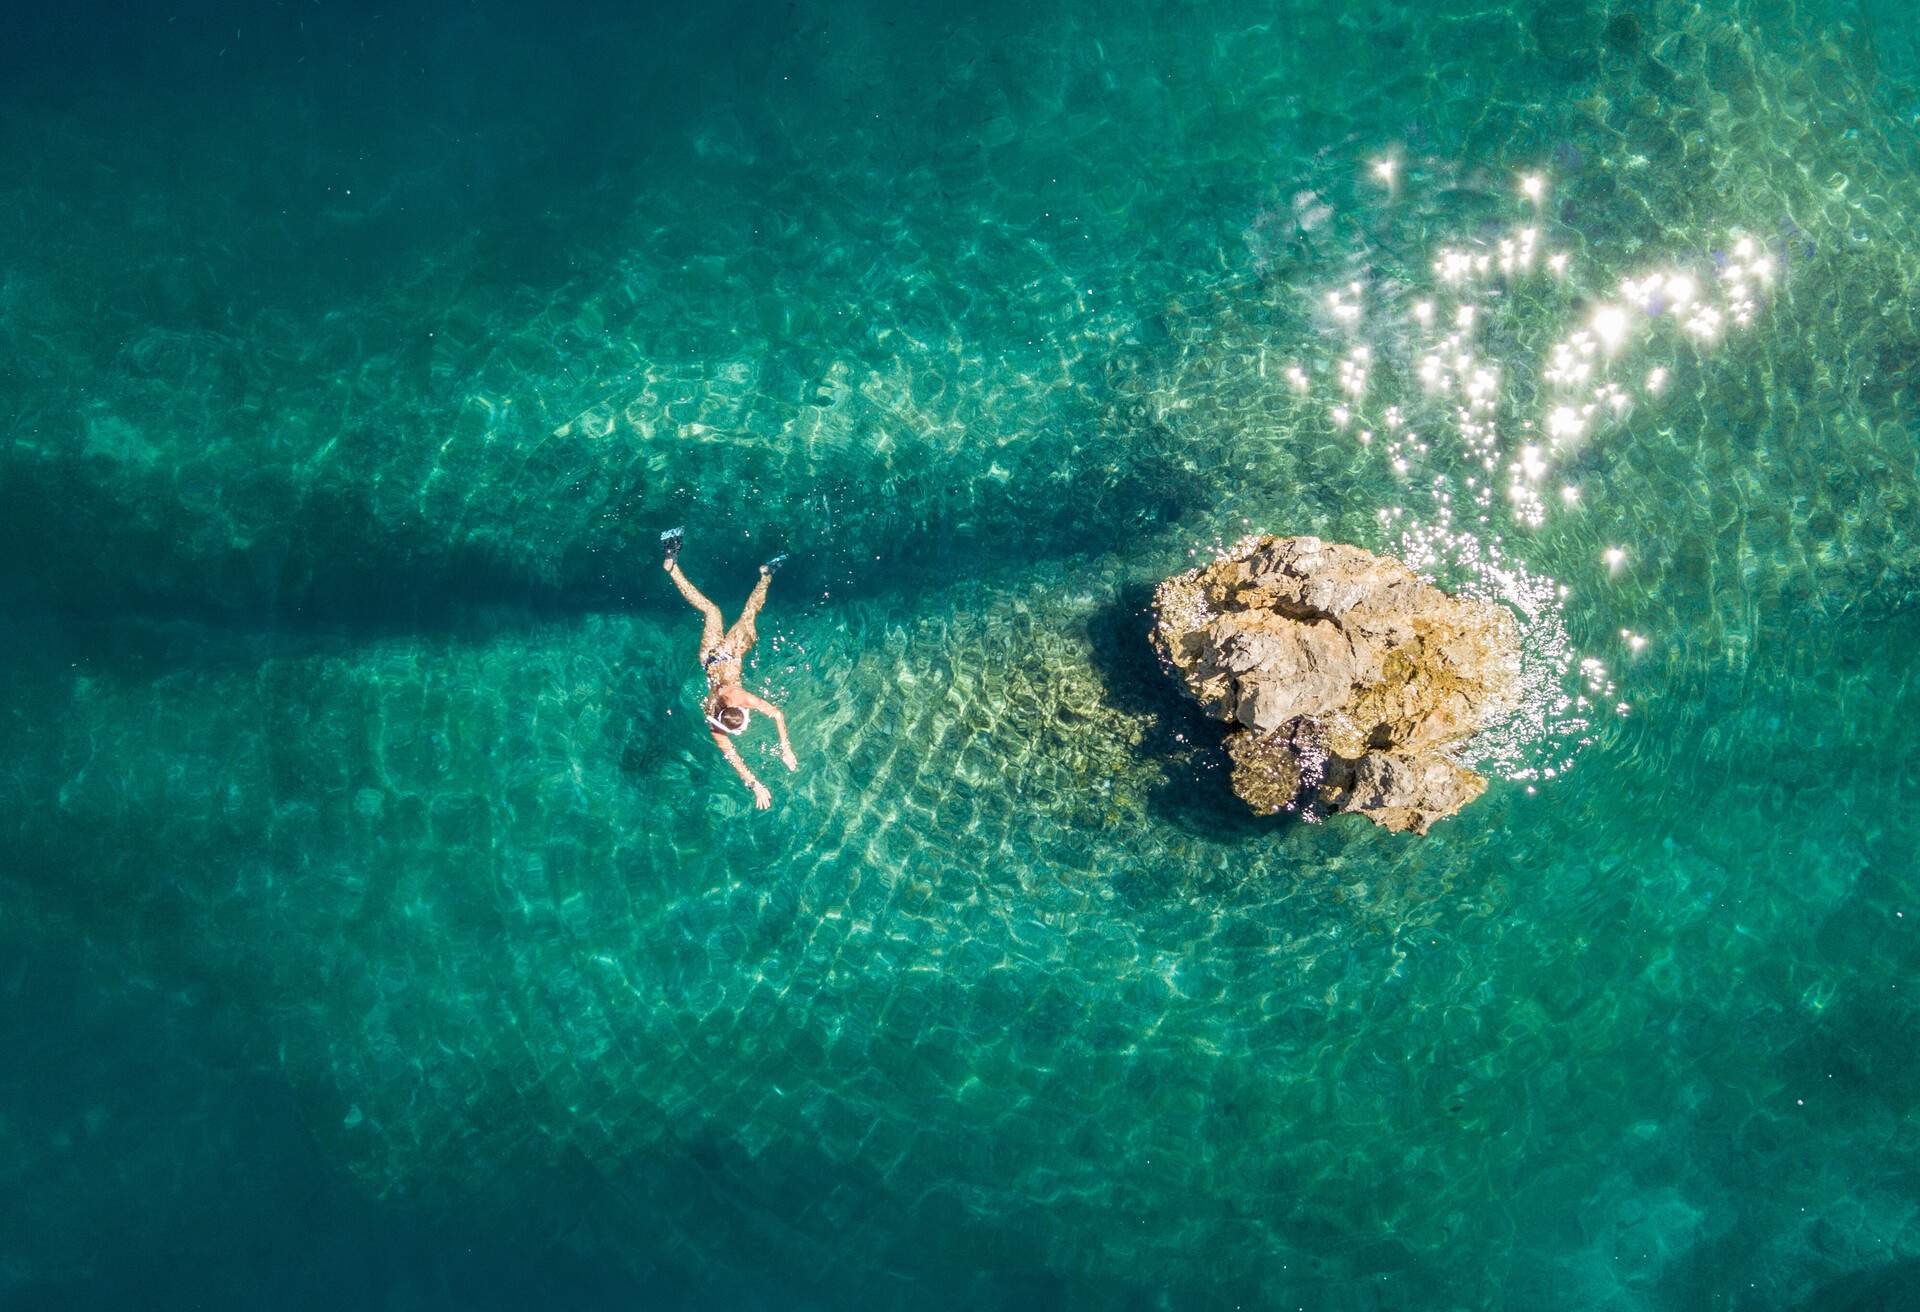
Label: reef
xmin=1151 ymin=535 xmax=1520 ymax=833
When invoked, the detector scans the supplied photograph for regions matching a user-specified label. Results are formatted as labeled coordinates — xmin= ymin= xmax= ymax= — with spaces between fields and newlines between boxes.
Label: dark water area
xmin=4 ymin=1 xmax=1920 ymax=1308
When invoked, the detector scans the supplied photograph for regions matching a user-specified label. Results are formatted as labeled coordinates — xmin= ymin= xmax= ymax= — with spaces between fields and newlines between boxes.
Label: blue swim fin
xmin=660 ymin=526 xmax=685 ymax=564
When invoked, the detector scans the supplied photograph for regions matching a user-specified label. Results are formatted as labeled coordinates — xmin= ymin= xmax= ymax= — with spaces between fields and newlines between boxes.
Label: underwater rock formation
xmin=1152 ymin=535 xmax=1520 ymax=833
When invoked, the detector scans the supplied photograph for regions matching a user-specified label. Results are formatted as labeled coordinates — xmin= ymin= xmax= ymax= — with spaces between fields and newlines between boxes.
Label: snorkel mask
xmin=706 ymin=703 xmax=749 ymax=736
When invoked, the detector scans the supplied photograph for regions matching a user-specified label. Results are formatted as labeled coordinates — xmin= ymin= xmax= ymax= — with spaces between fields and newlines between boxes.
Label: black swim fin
xmin=761 ymin=551 xmax=789 ymax=574
xmin=660 ymin=526 xmax=685 ymax=564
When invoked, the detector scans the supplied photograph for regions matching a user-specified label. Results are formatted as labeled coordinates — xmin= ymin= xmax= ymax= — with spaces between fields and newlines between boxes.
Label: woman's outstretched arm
xmin=712 ymin=732 xmax=773 ymax=809
xmin=739 ymin=691 xmax=797 ymax=770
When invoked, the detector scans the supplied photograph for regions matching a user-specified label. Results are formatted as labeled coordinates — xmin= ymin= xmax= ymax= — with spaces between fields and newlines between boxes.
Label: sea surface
xmin=3 ymin=1 xmax=1918 ymax=1308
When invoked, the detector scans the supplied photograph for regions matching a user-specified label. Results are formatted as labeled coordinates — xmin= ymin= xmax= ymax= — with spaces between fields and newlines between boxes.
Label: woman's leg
xmin=724 ymin=570 xmax=772 ymax=652
xmin=668 ymin=565 xmax=726 ymax=651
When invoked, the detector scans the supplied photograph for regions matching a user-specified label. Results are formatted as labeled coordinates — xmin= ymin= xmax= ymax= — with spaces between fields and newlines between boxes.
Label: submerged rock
xmin=1151 ymin=535 xmax=1520 ymax=834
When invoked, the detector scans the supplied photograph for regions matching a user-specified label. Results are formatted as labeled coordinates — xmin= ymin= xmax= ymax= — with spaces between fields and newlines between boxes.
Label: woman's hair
xmin=708 ymin=702 xmax=749 ymax=735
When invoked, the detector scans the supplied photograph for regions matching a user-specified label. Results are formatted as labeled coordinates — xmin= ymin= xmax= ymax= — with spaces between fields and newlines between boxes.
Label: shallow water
xmin=3 ymin=1 xmax=1919 ymax=1308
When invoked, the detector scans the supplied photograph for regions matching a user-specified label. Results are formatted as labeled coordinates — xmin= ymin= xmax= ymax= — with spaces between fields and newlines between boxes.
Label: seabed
xmin=3 ymin=1 xmax=1919 ymax=1308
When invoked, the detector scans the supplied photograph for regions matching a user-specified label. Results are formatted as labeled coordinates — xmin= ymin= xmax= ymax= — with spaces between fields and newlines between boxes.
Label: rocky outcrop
xmin=1151 ymin=535 xmax=1520 ymax=833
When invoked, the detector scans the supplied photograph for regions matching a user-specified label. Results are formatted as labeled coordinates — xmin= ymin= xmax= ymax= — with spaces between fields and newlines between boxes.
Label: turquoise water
xmin=4 ymin=0 xmax=1919 ymax=1307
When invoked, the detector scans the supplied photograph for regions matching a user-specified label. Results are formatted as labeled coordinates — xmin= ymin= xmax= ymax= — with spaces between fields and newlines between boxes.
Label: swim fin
xmin=761 ymin=552 xmax=789 ymax=574
xmin=660 ymin=526 xmax=685 ymax=564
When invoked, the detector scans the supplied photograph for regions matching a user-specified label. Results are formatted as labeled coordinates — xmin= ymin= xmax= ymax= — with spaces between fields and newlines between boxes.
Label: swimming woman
xmin=662 ymin=531 xmax=798 ymax=809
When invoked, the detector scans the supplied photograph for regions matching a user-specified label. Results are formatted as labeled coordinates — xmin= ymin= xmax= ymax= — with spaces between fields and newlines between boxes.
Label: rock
xmin=1320 ymin=751 xmax=1487 ymax=835
xmin=1224 ymin=718 xmax=1328 ymax=815
xmin=1224 ymin=728 xmax=1304 ymax=815
xmin=1151 ymin=535 xmax=1519 ymax=834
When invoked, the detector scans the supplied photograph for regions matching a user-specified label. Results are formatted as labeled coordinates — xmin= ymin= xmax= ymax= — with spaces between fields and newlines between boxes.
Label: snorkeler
xmin=661 ymin=528 xmax=798 ymax=810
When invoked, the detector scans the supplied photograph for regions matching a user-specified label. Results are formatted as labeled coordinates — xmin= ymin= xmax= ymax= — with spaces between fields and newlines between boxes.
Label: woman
xmin=662 ymin=534 xmax=798 ymax=809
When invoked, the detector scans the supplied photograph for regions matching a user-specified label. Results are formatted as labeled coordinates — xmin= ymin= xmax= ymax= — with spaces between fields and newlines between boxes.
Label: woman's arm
xmin=712 ymin=732 xmax=773 ymax=809
xmin=740 ymin=692 xmax=798 ymax=770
